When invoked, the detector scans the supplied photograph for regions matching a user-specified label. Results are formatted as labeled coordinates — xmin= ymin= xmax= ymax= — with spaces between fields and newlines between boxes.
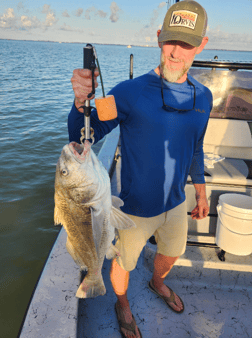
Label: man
xmin=68 ymin=1 xmax=212 ymax=337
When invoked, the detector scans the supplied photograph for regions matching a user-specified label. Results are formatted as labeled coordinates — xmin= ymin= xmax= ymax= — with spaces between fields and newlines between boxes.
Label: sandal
xmin=115 ymin=301 xmax=142 ymax=338
xmin=148 ymin=280 xmax=184 ymax=314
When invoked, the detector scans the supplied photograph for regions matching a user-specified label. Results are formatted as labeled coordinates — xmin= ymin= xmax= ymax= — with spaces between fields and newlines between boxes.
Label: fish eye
xmin=61 ymin=168 xmax=69 ymax=176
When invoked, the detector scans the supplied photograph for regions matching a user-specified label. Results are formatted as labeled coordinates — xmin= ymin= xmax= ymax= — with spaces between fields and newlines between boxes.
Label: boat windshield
xmin=189 ymin=68 xmax=252 ymax=121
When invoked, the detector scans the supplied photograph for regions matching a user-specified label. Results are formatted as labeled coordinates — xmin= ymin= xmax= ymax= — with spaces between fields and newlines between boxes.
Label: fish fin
xmin=66 ymin=237 xmax=88 ymax=270
xmin=110 ymin=206 xmax=136 ymax=230
xmin=90 ymin=208 xmax=103 ymax=259
xmin=76 ymin=274 xmax=106 ymax=298
xmin=111 ymin=195 xmax=124 ymax=209
xmin=54 ymin=205 xmax=63 ymax=226
xmin=106 ymin=244 xmax=121 ymax=260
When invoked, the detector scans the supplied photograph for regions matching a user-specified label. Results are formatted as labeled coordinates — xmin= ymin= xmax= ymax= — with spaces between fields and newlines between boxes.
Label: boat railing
xmin=192 ymin=60 xmax=252 ymax=71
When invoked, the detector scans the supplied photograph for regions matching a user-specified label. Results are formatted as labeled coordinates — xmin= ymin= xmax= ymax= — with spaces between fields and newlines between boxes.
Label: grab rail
xmin=192 ymin=60 xmax=252 ymax=71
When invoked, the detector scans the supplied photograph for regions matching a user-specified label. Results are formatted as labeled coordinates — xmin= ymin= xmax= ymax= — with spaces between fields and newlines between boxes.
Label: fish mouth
xmin=69 ymin=141 xmax=91 ymax=161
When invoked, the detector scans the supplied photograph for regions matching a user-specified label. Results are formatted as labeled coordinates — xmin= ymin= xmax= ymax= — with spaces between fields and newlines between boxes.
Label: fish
xmin=54 ymin=140 xmax=135 ymax=298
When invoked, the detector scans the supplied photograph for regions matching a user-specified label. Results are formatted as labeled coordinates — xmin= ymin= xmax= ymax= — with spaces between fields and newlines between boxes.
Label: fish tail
xmin=75 ymin=274 xmax=106 ymax=298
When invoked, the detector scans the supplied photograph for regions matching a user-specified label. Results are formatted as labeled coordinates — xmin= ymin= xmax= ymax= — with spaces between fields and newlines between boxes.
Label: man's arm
xmin=68 ymin=68 xmax=119 ymax=144
xmin=189 ymin=122 xmax=209 ymax=220
xmin=71 ymin=68 xmax=99 ymax=113
xmin=191 ymin=183 xmax=209 ymax=220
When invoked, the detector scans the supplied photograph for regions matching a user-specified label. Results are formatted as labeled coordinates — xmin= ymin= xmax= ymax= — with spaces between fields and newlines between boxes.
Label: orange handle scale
xmin=95 ymin=95 xmax=118 ymax=121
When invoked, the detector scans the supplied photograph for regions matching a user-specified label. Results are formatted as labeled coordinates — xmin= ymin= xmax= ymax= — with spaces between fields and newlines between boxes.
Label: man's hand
xmin=71 ymin=68 xmax=99 ymax=113
xmin=191 ymin=184 xmax=209 ymax=220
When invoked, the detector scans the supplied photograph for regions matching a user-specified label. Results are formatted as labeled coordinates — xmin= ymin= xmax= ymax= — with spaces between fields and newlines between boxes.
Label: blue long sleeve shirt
xmin=68 ymin=70 xmax=212 ymax=217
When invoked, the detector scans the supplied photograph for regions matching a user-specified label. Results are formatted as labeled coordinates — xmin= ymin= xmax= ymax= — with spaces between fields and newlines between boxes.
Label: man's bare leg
xmin=110 ymin=258 xmax=141 ymax=338
xmin=151 ymin=253 xmax=183 ymax=312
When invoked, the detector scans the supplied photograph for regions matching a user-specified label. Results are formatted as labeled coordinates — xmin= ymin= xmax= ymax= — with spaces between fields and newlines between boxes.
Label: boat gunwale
xmin=17 ymin=126 xmax=120 ymax=338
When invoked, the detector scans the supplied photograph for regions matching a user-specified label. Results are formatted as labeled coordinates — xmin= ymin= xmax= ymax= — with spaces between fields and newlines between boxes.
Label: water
xmin=0 ymin=39 xmax=251 ymax=338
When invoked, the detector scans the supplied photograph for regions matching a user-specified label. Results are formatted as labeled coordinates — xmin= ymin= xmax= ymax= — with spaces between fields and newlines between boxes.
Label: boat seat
xmin=204 ymin=158 xmax=252 ymax=186
xmin=203 ymin=118 xmax=252 ymax=160
xmin=188 ymin=158 xmax=252 ymax=187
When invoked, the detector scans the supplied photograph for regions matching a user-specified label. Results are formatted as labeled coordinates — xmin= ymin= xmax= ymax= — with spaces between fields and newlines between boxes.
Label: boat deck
xmin=18 ymin=225 xmax=252 ymax=338
xmin=19 ymin=128 xmax=252 ymax=338
xmin=77 ymin=246 xmax=252 ymax=338
xmin=79 ymin=150 xmax=252 ymax=337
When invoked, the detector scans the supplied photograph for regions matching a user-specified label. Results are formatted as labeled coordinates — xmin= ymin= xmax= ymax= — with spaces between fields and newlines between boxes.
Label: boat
xmin=127 ymin=45 xmax=132 ymax=48
xmin=18 ymin=60 xmax=252 ymax=337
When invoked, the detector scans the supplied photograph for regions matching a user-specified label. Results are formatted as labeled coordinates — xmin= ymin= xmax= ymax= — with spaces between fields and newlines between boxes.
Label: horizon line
xmin=1 ymin=38 xmax=252 ymax=53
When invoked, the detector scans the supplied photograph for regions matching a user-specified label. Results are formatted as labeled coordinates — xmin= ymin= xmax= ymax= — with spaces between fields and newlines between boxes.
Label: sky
xmin=1 ymin=0 xmax=252 ymax=51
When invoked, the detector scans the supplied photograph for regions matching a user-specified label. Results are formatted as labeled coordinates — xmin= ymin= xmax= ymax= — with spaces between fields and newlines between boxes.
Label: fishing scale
xmin=80 ymin=44 xmax=117 ymax=145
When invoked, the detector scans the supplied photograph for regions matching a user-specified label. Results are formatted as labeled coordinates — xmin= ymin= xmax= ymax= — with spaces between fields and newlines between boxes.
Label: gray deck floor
xmin=77 ymin=247 xmax=252 ymax=338
xmin=19 ymin=225 xmax=252 ymax=338
xmin=77 ymin=152 xmax=252 ymax=338
xmin=19 ymin=140 xmax=252 ymax=338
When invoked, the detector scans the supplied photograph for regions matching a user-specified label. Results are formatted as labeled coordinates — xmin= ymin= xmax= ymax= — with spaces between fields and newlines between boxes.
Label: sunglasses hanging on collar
xmin=160 ymin=76 xmax=196 ymax=112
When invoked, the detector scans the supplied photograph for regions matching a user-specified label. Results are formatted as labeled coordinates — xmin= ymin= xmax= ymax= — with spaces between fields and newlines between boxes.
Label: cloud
xmin=0 ymin=8 xmax=16 ymax=28
xmin=158 ymin=2 xmax=166 ymax=8
xmin=145 ymin=9 xmax=159 ymax=29
xmin=110 ymin=2 xmax=121 ymax=23
xmin=74 ymin=8 xmax=83 ymax=17
xmin=20 ymin=15 xmax=40 ymax=29
xmin=96 ymin=10 xmax=107 ymax=18
xmin=44 ymin=12 xmax=58 ymax=27
xmin=17 ymin=2 xmax=30 ymax=14
xmin=207 ymin=26 xmax=252 ymax=51
xmin=134 ymin=3 xmax=166 ymax=43
xmin=17 ymin=2 xmax=25 ymax=12
xmin=59 ymin=22 xmax=83 ymax=33
xmin=145 ymin=3 xmax=167 ymax=29
xmin=84 ymin=7 xmax=107 ymax=20
xmin=62 ymin=10 xmax=70 ymax=18
xmin=59 ymin=23 xmax=72 ymax=31
xmin=20 ymin=15 xmax=31 ymax=27
xmin=42 ymin=4 xmax=51 ymax=14
xmin=0 ymin=7 xmax=40 ymax=30
xmin=85 ymin=7 xmax=96 ymax=20
xmin=41 ymin=4 xmax=58 ymax=28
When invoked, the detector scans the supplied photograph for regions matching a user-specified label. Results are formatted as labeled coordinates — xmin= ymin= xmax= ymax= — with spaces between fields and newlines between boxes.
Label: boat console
xmin=186 ymin=61 xmax=252 ymax=248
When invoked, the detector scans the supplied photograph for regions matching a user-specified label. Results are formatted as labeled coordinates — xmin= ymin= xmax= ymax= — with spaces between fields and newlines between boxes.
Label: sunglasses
xmin=160 ymin=76 xmax=196 ymax=112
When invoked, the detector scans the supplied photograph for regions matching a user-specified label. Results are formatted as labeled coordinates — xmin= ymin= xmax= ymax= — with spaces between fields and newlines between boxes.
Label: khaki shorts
xmin=115 ymin=201 xmax=188 ymax=271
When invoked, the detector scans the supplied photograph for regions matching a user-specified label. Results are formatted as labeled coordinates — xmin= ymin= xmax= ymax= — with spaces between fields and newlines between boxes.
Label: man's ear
xmin=157 ymin=29 xmax=162 ymax=48
xmin=196 ymin=36 xmax=209 ymax=55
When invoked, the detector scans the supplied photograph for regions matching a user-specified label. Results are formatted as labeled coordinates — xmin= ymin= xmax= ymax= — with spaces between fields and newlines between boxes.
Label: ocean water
xmin=0 ymin=39 xmax=251 ymax=338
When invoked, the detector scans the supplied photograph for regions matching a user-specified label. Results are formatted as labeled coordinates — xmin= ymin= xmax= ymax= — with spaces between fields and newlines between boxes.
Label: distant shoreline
xmin=1 ymin=38 xmax=252 ymax=52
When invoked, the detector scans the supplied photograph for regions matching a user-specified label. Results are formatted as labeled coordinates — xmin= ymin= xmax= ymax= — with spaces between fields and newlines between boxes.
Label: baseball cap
xmin=158 ymin=0 xmax=208 ymax=47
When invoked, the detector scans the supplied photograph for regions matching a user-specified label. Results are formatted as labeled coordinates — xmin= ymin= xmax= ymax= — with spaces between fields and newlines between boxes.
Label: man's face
xmin=160 ymin=40 xmax=198 ymax=83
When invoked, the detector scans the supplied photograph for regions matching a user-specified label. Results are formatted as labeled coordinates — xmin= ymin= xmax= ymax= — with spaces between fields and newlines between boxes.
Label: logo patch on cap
xmin=170 ymin=10 xmax=198 ymax=30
